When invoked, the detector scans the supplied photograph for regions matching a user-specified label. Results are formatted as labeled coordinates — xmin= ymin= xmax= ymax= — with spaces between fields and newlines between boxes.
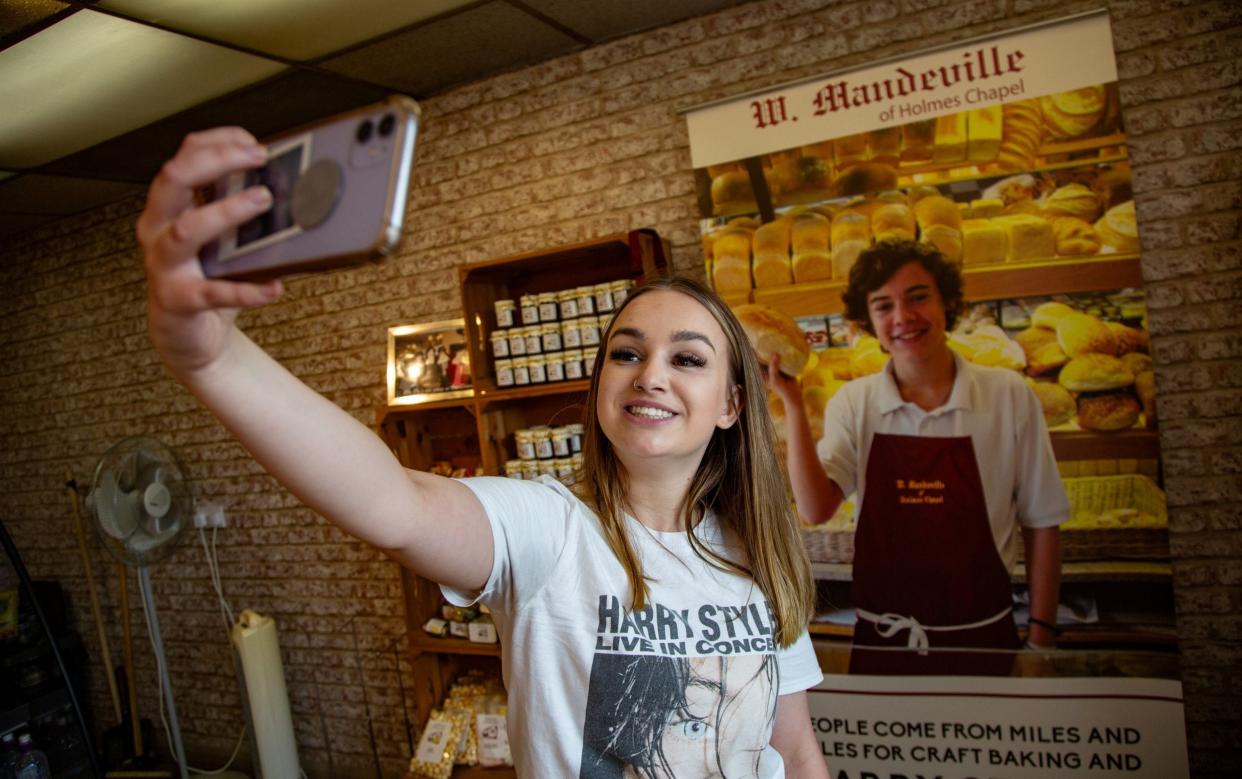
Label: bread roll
xmin=1095 ymin=201 xmax=1139 ymax=253
xmin=1050 ymin=217 xmax=1101 ymax=256
xmin=1027 ymin=341 xmax=1070 ymax=377
xmin=1014 ymin=326 xmax=1057 ymax=354
xmin=919 ymin=224 xmax=963 ymax=263
xmin=1059 ymin=353 xmax=1135 ymax=392
xmin=1031 ymin=301 xmax=1076 ymax=330
xmin=998 ymin=99 xmax=1043 ymax=171
xmin=1030 ymin=381 xmax=1076 ymax=428
xmin=872 ymin=203 xmax=916 ymax=242
xmin=831 ymin=162 xmax=898 ymax=197
xmin=1041 ymin=85 xmax=1107 ymax=139
xmin=961 ymin=219 xmax=1007 ymax=265
xmin=1056 ymin=312 xmax=1117 ymax=357
xmin=914 ymin=195 xmax=962 ymax=231
xmin=1107 ymin=321 xmax=1148 ymax=356
xmin=735 ymin=304 xmax=810 ymax=376
xmin=967 ymin=107 xmax=1003 ymax=162
xmin=850 ymin=337 xmax=889 ymax=377
xmin=1042 ymin=183 xmax=1102 ymax=222
xmin=994 ymin=214 xmax=1057 ymax=262
xmin=1120 ymin=352 xmax=1153 ymax=376
xmin=1077 ymin=393 xmax=1141 ymax=432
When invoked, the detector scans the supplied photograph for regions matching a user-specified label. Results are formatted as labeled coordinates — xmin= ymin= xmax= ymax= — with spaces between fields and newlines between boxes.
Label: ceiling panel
xmin=0 ymin=173 xmax=142 ymax=214
xmin=320 ymin=1 xmax=582 ymax=96
xmin=99 ymin=0 xmax=479 ymax=61
xmin=39 ymin=69 xmax=389 ymax=183
xmin=0 ymin=9 xmax=284 ymax=169
xmin=524 ymin=0 xmax=747 ymax=40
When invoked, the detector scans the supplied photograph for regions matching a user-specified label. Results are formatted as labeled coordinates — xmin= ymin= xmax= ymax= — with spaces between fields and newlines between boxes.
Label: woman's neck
xmin=621 ymin=467 xmax=696 ymax=532
xmin=892 ymin=346 xmax=957 ymax=412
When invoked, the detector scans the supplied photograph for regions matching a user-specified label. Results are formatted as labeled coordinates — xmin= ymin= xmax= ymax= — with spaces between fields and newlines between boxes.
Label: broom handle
xmin=67 ymin=477 xmax=123 ymax=722
xmin=118 ymin=562 xmax=144 ymax=758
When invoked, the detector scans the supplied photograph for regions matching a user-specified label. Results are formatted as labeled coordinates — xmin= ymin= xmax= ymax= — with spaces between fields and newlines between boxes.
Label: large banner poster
xmin=684 ymin=10 xmax=1186 ymax=777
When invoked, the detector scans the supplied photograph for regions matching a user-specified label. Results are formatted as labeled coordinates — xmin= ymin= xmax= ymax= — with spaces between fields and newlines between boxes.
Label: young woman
xmin=139 ymin=127 xmax=828 ymax=776
xmin=768 ymin=240 xmax=1066 ymax=675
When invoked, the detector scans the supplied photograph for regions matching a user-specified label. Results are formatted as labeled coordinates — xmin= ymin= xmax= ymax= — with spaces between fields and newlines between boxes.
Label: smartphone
xmin=200 ymin=95 xmax=420 ymax=281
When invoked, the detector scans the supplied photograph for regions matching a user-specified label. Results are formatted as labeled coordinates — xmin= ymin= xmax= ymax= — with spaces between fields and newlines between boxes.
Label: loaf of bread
xmin=833 ymin=239 xmax=869 ymax=279
xmin=753 ymin=218 xmax=790 ymax=257
xmin=919 ymin=224 xmax=963 ymax=263
xmin=961 ymin=219 xmax=1007 ymax=265
xmin=867 ymin=127 xmax=902 ymax=167
xmin=1056 ymin=312 xmax=1117 ymax=357
xmin=1042 ymin=183 xmax=1102 ymax=222
xmin=967 ymin=107 xmax=1003 ymax=162
xmin=831 ymin=162 xmax=898 ymax=198
xmin=1077 ymin=392 xmax=1141 ymax=431
xmin=831 ymin=210 xmax=871 ymax=245
xmin=735 ymin=304 xmax=810 ymax=376
xmin=1050 ymin=217 xmax=1101 ymax=256
xmin=933 ymin=113 xmax=967 ymax=163
xmin=712 ymin=255 xmax=751 ymax=294
xmin=1031 ymin=301 xmax=1076 ymax=330
xmin=1095 ymin=201 xmax=1139 ymax=253
xmin=872 ymin=203 xmax=916 ymax=242
xmin=1059 ymin=353 xmax=1135 ymax=392
xmin=995 ymin=214 xmax=1057 ymax=262
xmin=791 ymin=212 xmax=829 ymax=254
xmin=970 ymin=198 xmax=1004 ymax=219
xmin=914 ymin=195 xmax=963 ymax=231
xmin=711 ymin=171 xmax=755 ymax=214
xmin=1030 ymin=380 xmax=1076 ymax=428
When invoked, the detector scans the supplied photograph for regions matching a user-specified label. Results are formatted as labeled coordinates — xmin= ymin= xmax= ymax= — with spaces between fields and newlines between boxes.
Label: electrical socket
xmin=193 ymin=503 xmax=228 ymax=529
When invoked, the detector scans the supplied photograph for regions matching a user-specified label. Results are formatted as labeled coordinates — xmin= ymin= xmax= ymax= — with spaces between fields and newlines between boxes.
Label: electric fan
xmin=87 ymin=436 xmax=191 ymax=779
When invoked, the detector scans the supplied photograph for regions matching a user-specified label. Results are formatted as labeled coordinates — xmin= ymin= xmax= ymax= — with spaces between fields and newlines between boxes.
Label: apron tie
xmin=856 ymin=606 xmax=1014 ymax=655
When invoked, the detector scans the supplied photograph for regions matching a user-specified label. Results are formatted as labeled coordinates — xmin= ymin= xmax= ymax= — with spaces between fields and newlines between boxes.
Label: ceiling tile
xmin=99 ymin=0 xmax=478 ymax=61
xmin=524 ymin=0 xmax=745 ymax=40
xmin=0 ymin=9 xmax=284 ymax=169
xmin=320 ymin=1 xmax=582 ymax=96
xmin=0 ymin=174 xmax=142 ymax=215
xmin=41 ymin=70 xmax=390 ymax=183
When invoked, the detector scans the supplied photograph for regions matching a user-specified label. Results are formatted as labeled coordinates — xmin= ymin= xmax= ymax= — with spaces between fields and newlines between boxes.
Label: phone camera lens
xmin=378 ymin=114 xmax=396 ymax=137
xmin=355 ymin=120 xmax=373 ymax=144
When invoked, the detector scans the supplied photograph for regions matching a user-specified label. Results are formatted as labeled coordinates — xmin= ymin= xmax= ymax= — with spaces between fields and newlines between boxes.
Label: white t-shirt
xmin=816 ymin=352 xmax=1069 ymax=570
xmin=444 ymin=475 xmax=823 ymax=778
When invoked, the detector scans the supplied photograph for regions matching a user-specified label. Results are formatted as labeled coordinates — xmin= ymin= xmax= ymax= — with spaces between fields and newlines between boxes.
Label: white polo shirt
xmin=817 ymin=351 xmax=1068 ymax=571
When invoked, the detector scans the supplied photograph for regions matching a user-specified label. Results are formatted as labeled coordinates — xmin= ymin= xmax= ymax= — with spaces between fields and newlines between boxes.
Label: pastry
xmin=919 ymin=224 xmax=963 ymax=263
xmin=1014 ymin=326 xmax=1058 ymax=355
xmin=1107 ymin=321 xmax=1148 ymax=355
xmin=1120 ymin=352 xmax=1153 ymax=376
xmin=1077 ymin=392 xmax=1141 ymax=431
xmin=1026 ymin=341 xmax=1070 ymax=376
xmin=1030 ymin=381 xmax=1076 ymax=428
xmin=914 ymin=195 xmax=963 ymax=232
xmin=970 ymin=198 xmax=1004 ymax=219
xmin=735 ymin=304 xmax=810 ymax=376
xmin=831 ymin=210 xmax=871 ymax=245
xmin=1041 ymin=85 xmax=1108 ymax=139
xmin=961 ymin=219 xmax=1007 ymax=265
xmin=997 ymin=99 xmax=1043 ymax=171
xmin=901 ymin=119 xmax=936 ymax=163
xmin=711 ymin=170 xmax=755 ymax=214
xmin=1057 ymin=312 xmax=1117 ymax=357
xmin=1134 ymin=370 xmax=1157 ymax=427
xmin=831 ymin=162 xmax=898 ymax=197
xmin=833 ymin=239 xmax=869 ymax=279
xmin=1059 ymin=353 xmax=1135 ymax=392
xmin=1050 ymin=217 xmax=1101 ymax=256
xmin=850 ymin=337 xmax=889 ymax=377
xmin=867 ymin=127 xmax=902 ymax=167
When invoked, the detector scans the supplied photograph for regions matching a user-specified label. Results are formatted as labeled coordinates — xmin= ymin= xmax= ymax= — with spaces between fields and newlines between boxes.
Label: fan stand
xmin=138 ymin=564 xmax=189 ymax=779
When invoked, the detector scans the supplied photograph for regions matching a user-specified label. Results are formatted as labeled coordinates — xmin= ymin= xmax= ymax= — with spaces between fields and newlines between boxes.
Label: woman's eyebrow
xmin=672 ymin=330 xmax=716 ymax=352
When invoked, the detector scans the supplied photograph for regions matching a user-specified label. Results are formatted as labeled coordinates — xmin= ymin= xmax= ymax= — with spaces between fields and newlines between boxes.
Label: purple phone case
xmin=200 ymin=96 xmax=419 ymax=281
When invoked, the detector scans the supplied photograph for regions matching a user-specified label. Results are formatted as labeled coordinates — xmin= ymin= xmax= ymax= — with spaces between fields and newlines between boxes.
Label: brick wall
xmin=1 ymin=1 xmax=1237 ymax=775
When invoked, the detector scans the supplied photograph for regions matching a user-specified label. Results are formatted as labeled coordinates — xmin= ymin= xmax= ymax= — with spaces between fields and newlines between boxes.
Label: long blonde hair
xmin=579 ymin=276 xmax=815 ymax=648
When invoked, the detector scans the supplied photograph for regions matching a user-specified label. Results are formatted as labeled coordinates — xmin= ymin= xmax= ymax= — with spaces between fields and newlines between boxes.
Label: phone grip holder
xmin=291 ymin=159 xmax=343 ymax=229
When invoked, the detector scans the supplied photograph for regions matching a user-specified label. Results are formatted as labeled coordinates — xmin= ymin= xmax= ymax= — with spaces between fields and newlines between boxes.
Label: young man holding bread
xmin=768 ymin=239 xmax=1067 ymax=674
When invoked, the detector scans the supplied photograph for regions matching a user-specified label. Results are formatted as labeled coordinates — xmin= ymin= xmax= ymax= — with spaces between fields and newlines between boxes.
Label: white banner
xmin=809 ymin=674 xmax=1189 ymax=779
xmin=685 ymin=12 xmax=1117 ymax=168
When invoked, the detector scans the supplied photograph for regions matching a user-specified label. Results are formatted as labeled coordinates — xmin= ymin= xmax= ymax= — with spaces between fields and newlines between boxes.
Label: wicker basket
xmin=801 ymin=526 xmax=855 ymax=564
xmin=1046 ymin=475 xmax=1168 ymax=561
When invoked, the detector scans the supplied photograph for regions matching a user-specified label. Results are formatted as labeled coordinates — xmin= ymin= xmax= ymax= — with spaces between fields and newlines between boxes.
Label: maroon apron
xmin=848 ymin=432 xmax=1020 ymax=675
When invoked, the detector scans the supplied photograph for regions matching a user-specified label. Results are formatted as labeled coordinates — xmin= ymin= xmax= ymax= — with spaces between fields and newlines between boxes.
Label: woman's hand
xmin=137 ymin=127 xmax=283 ymax=378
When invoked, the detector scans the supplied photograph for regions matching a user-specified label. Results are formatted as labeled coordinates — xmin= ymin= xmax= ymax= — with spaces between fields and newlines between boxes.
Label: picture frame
xmin=386 ymin=319 xmax=474 ymax=406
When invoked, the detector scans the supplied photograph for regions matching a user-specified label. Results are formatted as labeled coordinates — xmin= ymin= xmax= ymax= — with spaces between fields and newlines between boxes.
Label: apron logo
xmin=896 ymin=478 xmax=947 ymax=505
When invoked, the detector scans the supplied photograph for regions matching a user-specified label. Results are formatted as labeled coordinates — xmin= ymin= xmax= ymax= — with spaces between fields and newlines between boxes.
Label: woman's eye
xmin=674 ymin=353 xmax=707 ymax=368
xmin=676 ymin=718 xmax=708 ymax=740
xmin=608 ymin=348 xmax=640 ymax=362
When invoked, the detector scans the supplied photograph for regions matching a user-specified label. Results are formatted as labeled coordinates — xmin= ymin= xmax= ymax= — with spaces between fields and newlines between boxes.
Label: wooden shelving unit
xmin=379 ymin=231 xmax=669 ymax=777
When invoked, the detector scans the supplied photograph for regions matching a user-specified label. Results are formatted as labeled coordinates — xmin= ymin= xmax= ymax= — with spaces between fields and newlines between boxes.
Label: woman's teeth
xmin=628 ymin=405 xmax=673 ymax=419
